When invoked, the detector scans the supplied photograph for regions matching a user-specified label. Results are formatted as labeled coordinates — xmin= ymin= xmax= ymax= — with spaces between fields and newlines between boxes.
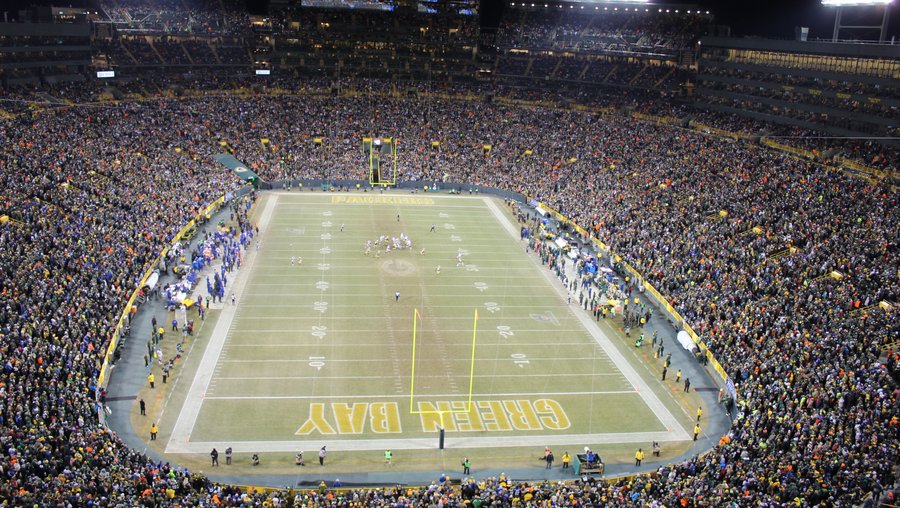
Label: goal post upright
xmin=409 ymin=307 xmax=421 ymax=412
xmin=364 ymin=136 xmax=397 ymax=187
xmin=467 ymin=309 xmax=478 ymax=406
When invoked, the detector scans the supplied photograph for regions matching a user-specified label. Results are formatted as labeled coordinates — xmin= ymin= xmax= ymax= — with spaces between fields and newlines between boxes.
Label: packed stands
xmin=0 ymin=75 xmax=898 ymax=505
xmin=489 ymin=4 xmax=704 ymax=94
xmin=693 ymin=37 xmax=900 ymax=161
xmin=0 ymin=1 xmax=898 ymax=505
xmin=498 ymin=5 xmax=709 ymax=58
xmin=98 ymin=0 xmax=249 ymax=35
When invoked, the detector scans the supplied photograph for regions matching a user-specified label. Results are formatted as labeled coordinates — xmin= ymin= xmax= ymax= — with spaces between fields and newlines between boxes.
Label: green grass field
xmin=157 ymin=191 xmax=692 ymax=470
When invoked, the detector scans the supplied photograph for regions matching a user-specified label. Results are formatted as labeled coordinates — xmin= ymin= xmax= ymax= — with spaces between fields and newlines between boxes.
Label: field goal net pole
xmin=363 ymin=136 xmax=397 ymax=187
xmin=409 ymin=308 xmax=479 ymax=449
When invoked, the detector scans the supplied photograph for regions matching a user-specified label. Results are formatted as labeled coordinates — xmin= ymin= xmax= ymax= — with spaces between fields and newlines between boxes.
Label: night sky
xmin=672 ymin=0 xmax=899 ymax=40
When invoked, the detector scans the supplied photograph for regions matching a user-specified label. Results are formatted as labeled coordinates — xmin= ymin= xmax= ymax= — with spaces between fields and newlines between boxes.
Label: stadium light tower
xmin=822 ymin=0 xmax=893 ymax=42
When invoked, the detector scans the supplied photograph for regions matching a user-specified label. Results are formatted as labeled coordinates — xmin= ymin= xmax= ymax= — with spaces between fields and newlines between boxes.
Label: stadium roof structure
xmin=822 ymin=0 xmax=894 ymax=42
xmin=506 ymin=1 xmax=710 ymax=15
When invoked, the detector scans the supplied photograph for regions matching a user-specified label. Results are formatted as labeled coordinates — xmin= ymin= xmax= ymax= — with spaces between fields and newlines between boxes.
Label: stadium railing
xmin=760 ymin=137 xmax=817 ymax=160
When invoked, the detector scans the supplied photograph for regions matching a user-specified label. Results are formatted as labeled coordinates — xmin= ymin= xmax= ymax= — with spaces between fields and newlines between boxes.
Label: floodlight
xmin=824 ymin=0 xmax=892 ymax=41
xmin=822 ymin=0 xmax=892 ymax=5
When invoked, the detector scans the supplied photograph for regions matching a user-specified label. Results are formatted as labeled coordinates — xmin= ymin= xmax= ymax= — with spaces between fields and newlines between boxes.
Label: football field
xmin=164 ymin=191 xmax=690 ymax=459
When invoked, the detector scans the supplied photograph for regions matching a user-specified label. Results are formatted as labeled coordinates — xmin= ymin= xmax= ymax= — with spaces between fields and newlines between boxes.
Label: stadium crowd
xmin=0 ymin=75 xmax=897 ymax=506
xmin=99 ymin=0 xmax=249 ymax=36
xmin=497 ymin=8 xmax=708 ymax=57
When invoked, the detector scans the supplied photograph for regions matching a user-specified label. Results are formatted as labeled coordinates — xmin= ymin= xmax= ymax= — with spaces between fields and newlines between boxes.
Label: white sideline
xmin=481 ymin=197 xmax=690 ymax=441
xmin=203 ymin=389 xmax=636 ymax=399
xmin=165 ymin=195 xmax=279 ymax=453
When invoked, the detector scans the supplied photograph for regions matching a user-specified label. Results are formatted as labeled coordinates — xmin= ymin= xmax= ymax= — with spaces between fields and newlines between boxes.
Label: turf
xmin=178 ymin=192 xmax=681 ymax=451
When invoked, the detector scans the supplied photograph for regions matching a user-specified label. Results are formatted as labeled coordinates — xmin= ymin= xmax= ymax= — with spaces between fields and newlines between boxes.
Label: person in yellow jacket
xmin=561 ymin=451 xmax=571 ymax=469
xmin=150 ymin=423 xmax=158 ymax=440
xmin=148 ymin=372 xmax=155 ymax=389
xmin=635 ymin=448 xmax=644 ymax=466
xmin=697 ymin=406 xmax=703 ymax=422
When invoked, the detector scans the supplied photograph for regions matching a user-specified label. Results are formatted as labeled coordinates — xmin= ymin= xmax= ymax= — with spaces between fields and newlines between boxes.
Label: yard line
xmin=283 ymin=204 xmax=492 ymax=209
xmin=250 ymin=266 xmax=545 ymax=270
xmin=225 ymin=312 xmax=556 ymax=316
xmin=243 ymin=279 xmax=549 ymax=285
xmin=306 ymin=205 xmax=492 ymax=209
xmin=220 ymin=357 xmax=618 ymax=363
xmin=226 ymin=325 xmax=590 ymax=332
xmin=203 ymin=389 xmax=636 ymax=400
xmin=214 ymin=373 xmax=624 ymax=380
xmin=262 ymin=242 xmax=513 ymax=248
xmin=224 ymin=341 xmax=612 ymax=346
xmin=238 ymin=291 xmax=550 ymax=297
xmin=233 ymin=303 xmax=577 ymax=309
xmin=483 ymin=197 xmax=691 ymax=441
xmin=235 ymin=298 xmax=551 ymax=303
xmin=241 ymin=282 xmax=552 ymax=287
xmin=237 ymin=295 xmax=551 ymax=301
xmin=165 ymin=194 xmax=278 ymax=454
